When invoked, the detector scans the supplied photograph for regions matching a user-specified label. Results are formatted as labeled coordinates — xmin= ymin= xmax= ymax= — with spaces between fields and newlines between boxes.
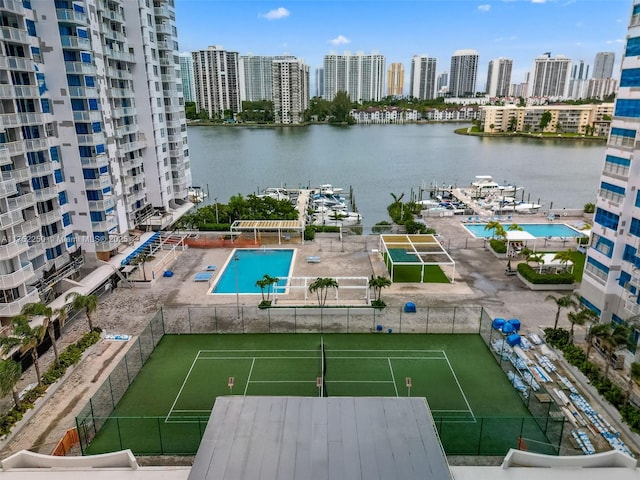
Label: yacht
xmin=469 ymin=176 xmax=520 ymax=199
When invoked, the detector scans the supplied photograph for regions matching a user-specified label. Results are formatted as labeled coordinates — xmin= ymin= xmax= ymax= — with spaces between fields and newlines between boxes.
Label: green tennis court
xmin=82 ymin=333 xmax=560 ymax=456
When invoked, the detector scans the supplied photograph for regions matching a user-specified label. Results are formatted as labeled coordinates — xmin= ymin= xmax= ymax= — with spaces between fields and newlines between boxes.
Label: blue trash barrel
xmin=508 ymin=319 xmax=521 ymax=331
xmin=506 ymin=333 xmax=521 ymax=347
xmin=404 ymin=302 xmax=416 ymax=313
xmin=492 ymin=318 xmax=506 ymax=330
xmin=501 ymin=322 xmax=515 ymax=334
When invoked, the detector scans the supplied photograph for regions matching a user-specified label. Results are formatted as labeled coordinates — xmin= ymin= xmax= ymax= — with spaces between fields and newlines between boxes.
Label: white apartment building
xmin=448 ymin=49 xmax=478 ymax=97
xmin=272 ymin=59 xmax=309 ymax=125
xmin=586 ymin=78 xmax=618 ymax=100
xmin=192 ymin=46 xmax=241 ymax=118
xmin=568 ymin=60 xmax=589 ymax=99
xmin=580 ymin=1 xmax=640 ymax=339
xmin=239 ymin=54 xmax=298 ymax=102
xmin=322 ymin=51 xmax=386 ymax=102
xmin=485 ymin=57 xmax=512 ymax=97
xmin=409 ymin=55 xmax=437 ymax=100
xmin=179 ymin=53 xmax=196 ymax=102
xmin=530 ymin=53 xmax=572 ymax=98
xmin=0 ymin=0 xmax=190 ymax=318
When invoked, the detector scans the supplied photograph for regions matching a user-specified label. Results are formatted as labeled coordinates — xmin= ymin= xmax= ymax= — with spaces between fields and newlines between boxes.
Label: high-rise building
xmin=448 ymin=49 xmax=479 ymax=97
xmin=580 ymin=2 xmax=640 ymax=343
xmin=409 ymin=56 xmax=437 ymax=100
xmin=239 ymin=55 xmax=297 ymax=102
xmin=530 ymin=53 xmax=572 ymax=98
xmin=593 ymin=52 xmax=616 ymax=79
xmin=323 ymin=51 xmax=386 ymax=102
xmin=315 ymin=67 xmax=324 ymax=98
xmin=485 ymin=57 xmax=513 ymax=97
xmin=387 ymin=63 xmax=405 ymax=97
xmin=437 ymin=72 xmax=449 ymax=94
xmin=180 ymin=54 xmax=196 ymax=103
xmin=192 ymin=46 xmax=241 ymax=119
xmin=569 ymin=60 xmax=589 ymax=99
xmin=586 ymin=78 xmax=618 ymax=100
xmin=272 ymin=59 xmax=310 ymax=125
xmin=0 ymin=0 xmax=191 ymax=315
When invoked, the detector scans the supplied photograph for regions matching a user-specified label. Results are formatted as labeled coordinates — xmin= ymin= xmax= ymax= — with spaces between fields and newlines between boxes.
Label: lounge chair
xmin=204 ymin=265 xmax=217 ymax=271
xmin=306 ymin=256 xmax=321 ymax=263
xmin=194 ymin=272 xmax=213 ymax=282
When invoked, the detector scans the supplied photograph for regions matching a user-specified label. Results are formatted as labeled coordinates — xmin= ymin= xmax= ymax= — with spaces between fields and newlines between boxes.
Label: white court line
xmin=249 ymin=380 xmax=317 ymax=383
xmin=443 ymin=352 xmax=476 ymax=422
xmin=243 ymin=358 xmax=255 ymax=396
xmin=326 ymin=356 xmax=446 ymax=360
xmin=329 ymin=349 xmax=446 ymax=353
xmin=198 ymin=356 xmax=319 ymax=360
xmin=165 ymin=352 xmax=201 ymax=423
xmin=172 ymin=409 xmax=212 ymax=413
xmin=198 ymin=349 xmax=319 ymax=352
xmin=327 ymin=380 xmax=395 ymax=384
xmin=387 ymin=358 xmax=399 ymax=397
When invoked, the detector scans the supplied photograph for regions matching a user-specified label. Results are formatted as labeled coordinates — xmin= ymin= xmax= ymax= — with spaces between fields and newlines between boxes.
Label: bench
xmin=306 ymin=256 xmax=320 ymax=263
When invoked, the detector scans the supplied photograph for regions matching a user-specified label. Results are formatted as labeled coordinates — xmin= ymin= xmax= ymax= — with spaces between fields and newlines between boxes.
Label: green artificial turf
xmin=392 ymin=264 xmax=450 ymax=283
xmin=82 ymin=333 xmax=558 ymax=456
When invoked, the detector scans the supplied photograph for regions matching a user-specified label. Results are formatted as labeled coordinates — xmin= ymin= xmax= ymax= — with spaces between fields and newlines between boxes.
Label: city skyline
xmin=175 ymin=0 xmax=631 ymax=93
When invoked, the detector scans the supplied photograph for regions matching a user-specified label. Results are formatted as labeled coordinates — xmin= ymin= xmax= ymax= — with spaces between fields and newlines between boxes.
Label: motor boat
xmin=470 ymin=176 xmax=520 ymax=199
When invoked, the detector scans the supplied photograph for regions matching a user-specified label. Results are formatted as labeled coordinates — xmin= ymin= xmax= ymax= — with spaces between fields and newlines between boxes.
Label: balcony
xmin=157 ymin=40 xmax=174 ymax=51
xmin=60 ymin=35 xmax=91 ymax=50
xmin=0 ymin=85 xmax=39 ymax=98
xmin=0 ymin=26 xmax=28 ymax=44
xmin=106 ymin=67 xmax=132 ymax=80
xmin=120 ymin=157 xmax=143 ymax=171
xmin=95 ymin=237 xmax=121 ymax=253
xmin=28 ymin=162 xmax=53 ymax=177
xmin=13 ymin=217 xmax=39 ymax=236
xmin=42 ymin=234 xmax=63 ymax=249
xmin=33 ymin=186 xmax=58 ymax=202
xmin=10 ymin=166 xmax=30 ymax=182
xmin=7 ymin=193 xmax=34 ymax=211
xmin=80 ymin=154 xmax=108 ymax=168
xmin=68 ymin=86 xmax=99 ymax=98
xmin=105 ymin=49 xmax=134 ymax=63
xmin=65 ymin=61 xmax=96 ymax=75
xmin=122 ymin=175 xmax=142 ymax=189
xmin=108 ymin=87 xmax=134 ymax=99
xmin=76 ymin=132 xmax=106 ymax=146
xmin=84 ymin=176 xmax=111 ymax=190
xmin=18 ymin=112 xmax=44 ymax=125
xmin=0 ymin=262 xmax=35 ymax=289
xmin=154 ymin=5 xmax=172 ymax=18
xmin=0 ymin=112 xmax=19 ymax=128
xmin=25 ymin=242 xmax=44 ymax=260
xmin=0 ymin=238 xmax=29 ymax=259
xmin=0 ymin=286 xmax=40 ymax=318
xmin=120 ymin=139 xmax=146 ymax=154
xmin=38 ymin=209 xmax=60 ymax=226
xmin=0 ymin=209 xmax=22 ymax=229
xmin=73 ymin=110 xmax=103 ymax=123
xmin=115 ymin=124 xmax=138 ymax=137
xmin=0 ymin=178 xmax=17 ymax=198
xmin=1 ymin=140 xmax=25 ymax=157
xmin=56 ymin=8 xmax=88 ymax=24
xmin=25 ymin=137 xmax=51 ymax=151
xmin=155 ymin=23 xmax=175 ymax=36
xmin=91 ymin=215 xmax=118 ymax=232
xmin=103 ymin=8 xmax=125 ymax=23
xmin=112 ymin=106 xmax=136 ymax=118
xmin=88 ymin=196 xmax=115 ymax=211
xmin=100 ymin=25 xmax=126 ymax=42
xmin=0 ymin=0 xmax=23 ymax=15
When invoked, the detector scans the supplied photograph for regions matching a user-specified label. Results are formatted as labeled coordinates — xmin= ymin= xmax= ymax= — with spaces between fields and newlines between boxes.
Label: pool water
xmin=464 ymin=223 xmax=587 ymax=239
xmin=212 ymin=248 xmax=294 ymax=294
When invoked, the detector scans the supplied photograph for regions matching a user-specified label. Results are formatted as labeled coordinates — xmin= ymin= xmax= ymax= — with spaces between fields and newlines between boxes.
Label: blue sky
xmin=175 ymin=0 xmax=632 ymax=91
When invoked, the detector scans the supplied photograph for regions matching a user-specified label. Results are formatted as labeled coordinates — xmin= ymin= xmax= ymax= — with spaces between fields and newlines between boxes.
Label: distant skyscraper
xmin=387 ymin=63 xmax=405 ymax=96
xmin=192 ymin=46 xmax=241 ymax=118
xmin=437 ymin=72 xmax=449 ymax=94
xmin=180 ymin=54 xmax=196 ymax=102
xmin=569 ymin=60 xmax=589 ymax=99
xmin=315 ymin=67 xmax=324 ymax=97
xmin=409 ymin=56 xmax=437 ymax=99
xmin=239 ymin=55 xmax=297 ymax=102
xmin=530 ymin=53 xmax=571 ymax=98
xmin=485 ymin=57 xmax=513 ymax=97
xmin=323 ymin=51 xmax=386 ymax=102
xmin=593 ymin=52 xmax=616 ymax=79
xmin=272 ymin=59 xmax=310 ymax=124
xmin=449 ymin=49 xmax=479 ymax=97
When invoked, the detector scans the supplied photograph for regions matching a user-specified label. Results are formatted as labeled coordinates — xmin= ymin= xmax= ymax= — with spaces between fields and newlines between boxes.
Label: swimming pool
xmin=211 ymin=248 xmax=295 ymax=294
xmin=464 ymin=223 xmax=587 ymax=239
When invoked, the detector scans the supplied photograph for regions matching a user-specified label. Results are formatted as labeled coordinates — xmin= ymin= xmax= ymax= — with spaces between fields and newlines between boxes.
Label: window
xmin=25 ymin=19 xmax=36 ymax=37
xmin=66 ymin=234 xmax=75 ymax=248
xmin=30 ymin=46 xmax=41 ymax=63
xmin=600 ymin=181 xmax=625 ymax=203
xmin=626 ymin=37 xmax=640 ymax=57
xmin=631 ymin=217 xmax=640 ymax=237
xmin=594 ymin=207 xmax=619 ymax=231
xmin=58 ymin=191 xmax=68 ymax=206
xmin=90 ymin=211 xmax=104 ymax=222
xmin=83 ymin=168 xmax=98 ymax=179
xmin=621 ymin=68 xmax=640 ymax=87
xmin=80 ymin=52 xmax=92 ymax=63
xmin=580 ymin=297 xmax=602 ymax=317
xmin=619 ymin=270 xmax=632 ymax=289
xmin=54 ymin=169 xmax=63 ymax=183
xmin=85 ymin=76 xmax=95 ymax=87
xmin=88 ymin=99 xmax=98 ymax=110
xmin=603 ymin=154 xmax=630 ymax=176
xmin=610 ymin=127 xmax=636 ymax=148
xmin=86 ymin=190 xmax=100 ymax=201
xmin=62 ymin=212 xmax=71 ymax=226
xmin=92 ymin=122 xmax=102 ymax=133
xmin=591 ymin=233 xmax=614 ymax=258
xmin=615 ymin=99 xmax=640 ymax=118
xmin=585 ymin=256 xmax=609 ymax=283
xmin=96 ymin=144 xmax=105 ymax=154
xmin=50 ymin=146 xmax=60 ymax=162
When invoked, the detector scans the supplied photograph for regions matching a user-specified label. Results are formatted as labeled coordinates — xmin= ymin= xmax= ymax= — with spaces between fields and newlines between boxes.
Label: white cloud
xmin=329 ymin=35 xmax=350 ymax=46
xmin=606 ymin=39 xmax=625 ymax=44
xmin=260 ymin=7 xmax=290 ymax=20
xmin=478 ymin=4 xmax=491 ymax=12
xmin=531 ymin=0 xmax=547 ymax=3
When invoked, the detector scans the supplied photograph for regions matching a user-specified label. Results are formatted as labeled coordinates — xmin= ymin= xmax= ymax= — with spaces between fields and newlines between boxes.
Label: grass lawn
xmin=392 ymin=264 xmax=450 ymax=283
xmin=81 ymin=333 xmax=559 ymax=456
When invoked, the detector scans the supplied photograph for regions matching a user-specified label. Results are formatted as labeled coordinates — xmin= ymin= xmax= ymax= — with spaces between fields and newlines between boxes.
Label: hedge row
xmin=0 ymin=330 xmax=101 ymax=437
xmin=517 ymin=263 xmax=575 ymax=284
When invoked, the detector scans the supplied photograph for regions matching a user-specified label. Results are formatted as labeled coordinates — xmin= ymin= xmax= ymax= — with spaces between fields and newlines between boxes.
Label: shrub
xmin=584 ymin=202 xmax=595 ymax=214
xmin=304 ymin=226 xmax=315 ymax=241
xmin=517 ymin=263 xmax=575 ymax=284
xmin=371 ymin=299 xmax=386 ymax=309
xmin=489 ymin=239 xmax=507 ymax=254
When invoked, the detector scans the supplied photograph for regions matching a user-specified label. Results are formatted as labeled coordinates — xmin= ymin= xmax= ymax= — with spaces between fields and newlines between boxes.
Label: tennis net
xmin=321 ymin=337 xmax=328 ymax=397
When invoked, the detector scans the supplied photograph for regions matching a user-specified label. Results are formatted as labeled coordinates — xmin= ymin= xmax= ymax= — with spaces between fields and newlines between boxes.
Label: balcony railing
xmin=120 ymin=140 xmax=146 ymax=154
xmin=91 ymin=215 xmax=118 ymax=232
xmin=38 ymin=209 xmax=60 ymax=226
xmin=0 ymin=286 xmax=40 ymax=318
xmin=108 ymin=87 xmax=134 ymax=99
xmin=0 ymin=209 xmax=22 ymax=229
xmin=115 ymin=124 xmax=138 ymax=137
xmin=154 ymin=5 xmax=172 ymax=18
xmin=13 ymin=217 xmax=39 ymax=237
xmin=84 ymin=176 xmax=111 ymax=190
xmin=10 ymin=166 xmax=30 ymax=182
xmin=100 ymin=25 xmax=126 ymax=42
xmin=105 ymin=49 xmax=134 ymax=63
xmin=25 ymin=242 xmax=44 ymax=260
xmin=28 ymin=162 xmax=53 ymax=177
xmin=0 ymin=262 xmax=35 ymax=290
xmin=0 ymin=26 xmax=28 ymax=44
xmin=0 ymin=238 xmax=29 ymax=259
xmin=112 ymin=106 xmax=136 ymax=118
xmin=76 ymin=132 xmax=106 ymax=146
xmin=0 ymin=178 xmax=17 ymax=198
xmin=65 ymin=62 xmax=96 ymax=75
xmin=33 ymin=186 xmax=58 ymax=202
xmin=7 ymin=193 xmax=34 ymax=212
xmin=60 ymin=35 xmax=91 ymax=50
xmin=56 ymin=8 xmax=88 ymax=24
xmin=1 ymin=140 xmax=25 ymax=157
xmin=68 ymin=86 xmax=99 ymax=98
xmin=95 ymin=237 xmax=121 ymax=252
xmin=106 ymin=67 xmax=132 ymax=80
xmin=73 ymin=111 xmax=103 ymax=123
xmin=25 ymin=138 xmax=51 ymax=151
xmin=19 ymin=112 xmax=44 ymax=125
xmin=0 ymin=0 xmax=23 ymax=15
xmin=80 ymin=154 xmax=108 ymax=168
xmin=88 ymin=196 xmax=115 ymax=211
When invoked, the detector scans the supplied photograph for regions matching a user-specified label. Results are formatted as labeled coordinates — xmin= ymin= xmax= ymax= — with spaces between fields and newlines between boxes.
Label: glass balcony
xmin=154 ymin=5 xmax=172 ymax=18
xmin=10 ymin=166 xmax=30 ymax=182
xmin=108 ymin=87 xmax=134 ymax=98
xmin=0 ymin=238 xmax=29 ymax=258
xmin=0 ymin=26 xmax=28 ymax=44
xmin=25 ymin=240 xmax=44 ymax=260
xmin=18 ymin=112 xmax=44 ymax=125
xmin=84 ymin=176 xmax=111 ymax=190
xmin=88 ymin=196 xmax=115 ymax=211
xmin=155 ymin=24 xmax=175 ymax=36
xmin=28 ymin=162 xmax=53 ymax=177
xmin=95 ymin=237 xmax=121 ymax=252
xmin=115 ymin=124 xmax=138 ymax=137
xmin=0 ymin=262 xmax=35 ymax=289
xmin=8 ymin=193 xmax=35 ymax=211
xmin=65 ymin=61 xmax=96 ymax=75
xmin=1 ymin=140 xmax=25 ymax=157
xmin=76 ymin=132 xmax=106 ymax=145
xmin=68 ymin=86 xmax=99 ymax=98
xmin=0 ymin=0 xmax=23 ymax=15
xmin=0 ymin=112 xmax=19 ymax=127
xmin=38 ymin=209 xmax=60 ymax=226
xmin=0 ymin=85 xmax=38 ymax=98
xmin=0 ymin=286 xmax=40 ymax=318
xmin=106 ymin=67 xmax=132 ymax=80
xmin=60 ymin=35 xmax=91 ymax=50
xmin=73 ymin=110 xmax=103 ymax=123
xmin=56 ymin=8 xmax=88 ymax=24
xmin=120 ymin=139 xmax=147 ymax=153
xmin=0 ymin=209 xmax=23 ymax=229
xmin=0 ymin=178 xmax=18 ymax=198
xmin=25 ymin=137 xmax=51 ymax=151
xmin=112 ymin=106 xmax=136 ymax=118
xmin=80 ymin=154 xmax=108 ymax=168
xmin=91 ymin=215 xmax=118 ymax=232
xmin=13 ymin=216 xmax=39 ymax=236
xmin=33 ymin=186 xmax=58 ymax=202
xmin=105 ymin=49 xmax=134 ymax=63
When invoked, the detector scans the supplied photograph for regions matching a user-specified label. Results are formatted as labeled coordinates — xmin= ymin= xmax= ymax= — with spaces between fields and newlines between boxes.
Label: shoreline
xmin=454 ymin=128 xmax=607 ymax=142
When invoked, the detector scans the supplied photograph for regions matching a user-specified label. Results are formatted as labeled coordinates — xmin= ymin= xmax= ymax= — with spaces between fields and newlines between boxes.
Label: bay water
xmin=187 ymin=124 xmax=606 ymax=232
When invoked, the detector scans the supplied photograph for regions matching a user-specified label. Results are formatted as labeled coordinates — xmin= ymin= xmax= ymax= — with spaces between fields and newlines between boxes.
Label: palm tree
xmin=131 ymin=251 xmax=155 ymax=281
xmin=0 ymin=315 xmax=47 ymax=386
xmin=626 ymin=362 xmax=640 ymax=405
xmin=368 ymin=275 xmax=392 ymax=304
xmin=552 ymin=249 xmax=574 ymax=273
xmin=255 ymin=274 xmax=279 ymax=303
xmin=484 ymin=220 xmax=504 ymax=239
xmin=308 ymin=277 xmax=338 ymax=307
xmin=591 ymin=323 xmax=631 ymax=378
xmin=545 ymin=294 xmax=578 ymax=330
xmin=65 ymin=292 xmax=99 ymax=332
xmin=0 ymin=359 xmax=22 ymax=410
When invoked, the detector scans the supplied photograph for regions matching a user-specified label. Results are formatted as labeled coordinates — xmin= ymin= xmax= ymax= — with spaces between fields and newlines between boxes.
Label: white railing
xmin=10 ymin=166 xmax=30 ymax=182
xmin=88 ymin=196 xmax=115 ymax=211
xmin=76 ymin=132 xmax=106 ymax=145
xmin=8 ymin=193 xmax=34 ymax=211
xmin=18 ymin=112 xmax=44 ymax=125
xmin=65 ymin=62 xmax=96 ymax=75
xmin=0 ymin=239 xmax=28 ymax=259
xmin=0 ymin=262 xmax=35 ymax=289
xmin=0 ymin=113 xmax=19 ymax=127
xmin=13 ymin=217 xmax=39 ymax=236
xmin=68 ymin=86 xmax=99 ymax=98
xmin=80 ymin=154 xmax=108 ymax=168
xmin=95 ymin=238 xmax=121 ymax=252
xmin=0 ymin=26 xmax=28 ymax=44
xmin=84 ymin=177 xmax=111 ymax=190
xmin=28 ymin=161 xmax=54 ymax=176
xmin=73 ymin=110 xmax=103 ymax=123
xmin=106 ymin=49 xmax=134 ymax=63
xmin=0 ymin=0 xmax=23 ymax=15
xmin=55 ymin=9 xmax=88 ymax=24
xmin=115 ymin=124 xmax=138 ymax=137
xmin=0 ymin=178 xmax=17 ymax=197
xmin=91 ymin=215 xmax=118 ymax=232
xmin=0 ymin=287 xmax=40 ymax=317
xmin=25 ymin=138 xmax=51 ymax=151
xmin=60 ymin=35 xmax=91 ymax=50
xmin=33 ymin=186 xmax=58 ymax=201
xmin=38 ymin=209 xmax=60 ymax=226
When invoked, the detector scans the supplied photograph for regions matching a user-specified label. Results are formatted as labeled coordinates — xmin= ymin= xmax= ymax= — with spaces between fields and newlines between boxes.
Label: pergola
xmin=505 ymin=230 xmax=537 ymax=252
xmin=378 ymin=234 xmax=456 ymax=283
xmin=230 ymin=220 xmax=304 ymax=244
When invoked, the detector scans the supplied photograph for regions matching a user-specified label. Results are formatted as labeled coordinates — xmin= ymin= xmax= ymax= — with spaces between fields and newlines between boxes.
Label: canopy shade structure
xmin=532 ymin=253 xmax=574 ymax=273
xmin=230 ymin=220 xmax=304 ymax=244
xmin=378 ymin=234 xmax=456 ymax=283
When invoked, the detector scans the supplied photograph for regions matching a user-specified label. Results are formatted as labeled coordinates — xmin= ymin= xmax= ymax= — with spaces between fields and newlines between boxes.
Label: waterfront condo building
xmin=485 ymin=57 xmax=512 ymax=97
xmin=0 ymin=0 xmax=191 ymax=318
xmin=530 ymin=53 xmax=572 ymax=98
xmin=323 ymin=51 xmax=386 ymax=102
xmin=315 ymin=67 xmax=324 ymax=98
xmin=436 ymin=71 xmax=449 ymax=95
xmin=192 ymin=45 xmax=241 ymax=119
xmin=239 ymin=54 xmax=298 ymax=102
xmin=179 ymin=53 xmax=196 ymax=102
xmin=387 ymin=62 xmax=404 ymax=97
xmin=568 ymin=60 xmax=589 ymax=99
xmin=409 ymin=55 xmax=437 ymax=100
xmin=593 ymin=51 xmax=616 ymax=79
xmin=448 ymin=49 xmax=478 ymax=97
xmin=271 ymin=58 xmax=310 ymax=125
xmin=580 ymin=0 xmax=640 ymax=349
